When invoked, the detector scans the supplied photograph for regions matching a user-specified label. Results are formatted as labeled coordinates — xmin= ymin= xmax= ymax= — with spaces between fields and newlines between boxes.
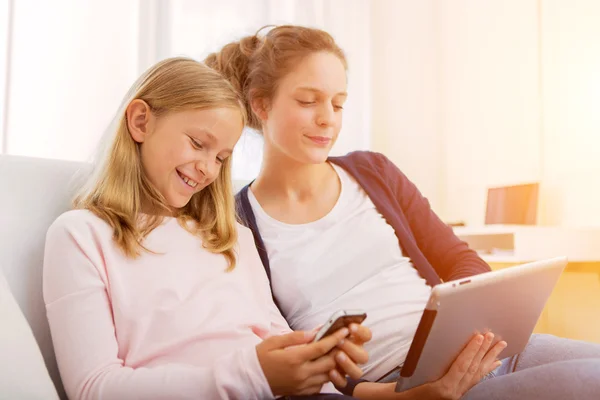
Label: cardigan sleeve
xmin=375 ymin=153 xmax=491 ymax=281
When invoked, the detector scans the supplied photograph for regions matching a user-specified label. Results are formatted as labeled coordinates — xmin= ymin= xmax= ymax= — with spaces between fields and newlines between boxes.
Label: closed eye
xmin=189 ymin=137 xmax=203 ymax=150
xmin=297 ymin=100 xmax=315 ymax=106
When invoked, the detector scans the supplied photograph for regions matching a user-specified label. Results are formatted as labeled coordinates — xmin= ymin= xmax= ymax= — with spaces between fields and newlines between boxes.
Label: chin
xmin=167 ymin=195 xmax=193 ymax=210
xmin=300 ymin=149 xmax=331 ymax=165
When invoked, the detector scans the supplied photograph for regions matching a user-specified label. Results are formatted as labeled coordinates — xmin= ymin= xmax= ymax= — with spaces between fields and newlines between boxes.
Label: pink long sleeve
xmin=43 ymin=210 xmax=284 ymax=400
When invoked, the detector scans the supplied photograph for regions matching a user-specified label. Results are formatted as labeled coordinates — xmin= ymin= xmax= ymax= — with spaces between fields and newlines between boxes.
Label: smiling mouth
xmin=306 ymin=136 xmax=332 ymax=145
xmin=177 ymin=170 xmax=199 ymax=188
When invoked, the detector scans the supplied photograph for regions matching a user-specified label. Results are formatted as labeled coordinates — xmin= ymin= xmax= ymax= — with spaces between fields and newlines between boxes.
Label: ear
xmin=126 ymin=99 xmax=154 ymax=143
xmin=250 ymin=97 xmax=269 ymax=122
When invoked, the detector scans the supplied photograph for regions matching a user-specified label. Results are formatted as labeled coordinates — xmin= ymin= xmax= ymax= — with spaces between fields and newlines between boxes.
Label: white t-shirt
xmin=248 ymin=163 xmax=432 ymax=381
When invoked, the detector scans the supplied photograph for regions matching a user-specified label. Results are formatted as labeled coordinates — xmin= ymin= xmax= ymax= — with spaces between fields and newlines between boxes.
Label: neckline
xmin=247 ymin=163 xmax=345 ymax=228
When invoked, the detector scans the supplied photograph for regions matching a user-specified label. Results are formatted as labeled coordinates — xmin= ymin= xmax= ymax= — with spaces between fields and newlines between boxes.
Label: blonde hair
xmin=205 ymin=25 xmax=347 ymax=130
xmin=75 ymin=57 xmax=245 ymax=270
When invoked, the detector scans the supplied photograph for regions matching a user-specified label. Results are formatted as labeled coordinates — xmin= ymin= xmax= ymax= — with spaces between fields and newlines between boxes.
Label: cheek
xmin=271 ymin=107 xmax=312 ymax=140
xmin=170 ymin=142 xmax=192 ymax=164
xmin=160 ymin=133 xmax=194 ymax=166
xmin=140 ymin=146 xmax=169 ymax=188
xmin=294 ymin=106 xmax=316 ymax=125
xmin=141 ymin=137 xmax=184 ymax=182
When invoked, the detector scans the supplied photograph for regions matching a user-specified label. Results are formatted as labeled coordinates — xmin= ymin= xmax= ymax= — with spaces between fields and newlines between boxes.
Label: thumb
xmin=262 ymin=331 xmax=316 ymax=351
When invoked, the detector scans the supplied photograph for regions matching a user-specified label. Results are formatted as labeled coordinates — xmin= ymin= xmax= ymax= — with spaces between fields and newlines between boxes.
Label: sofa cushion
xmin=0 ymin=269 xmax=59 ymax=399
xmin=0 ymin=155 xmax=86 ymax=399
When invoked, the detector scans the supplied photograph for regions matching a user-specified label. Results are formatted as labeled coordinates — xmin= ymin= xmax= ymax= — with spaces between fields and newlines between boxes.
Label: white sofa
xmin=0 ymin=155 xmax=248 ymax=399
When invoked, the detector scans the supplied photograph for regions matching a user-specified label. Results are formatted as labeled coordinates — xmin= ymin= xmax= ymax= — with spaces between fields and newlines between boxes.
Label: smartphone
xmin=312 ymin=309 xmax=367 ymax=342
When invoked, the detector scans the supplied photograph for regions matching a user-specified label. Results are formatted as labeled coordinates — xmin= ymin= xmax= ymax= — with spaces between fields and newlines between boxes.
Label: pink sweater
xmin=43 ymin=210 xmax=295 ymax=400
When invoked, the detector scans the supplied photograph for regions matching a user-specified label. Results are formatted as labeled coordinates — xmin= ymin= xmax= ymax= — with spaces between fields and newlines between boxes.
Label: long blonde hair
xmin=75 ymin=57 xmax=245 ymax=270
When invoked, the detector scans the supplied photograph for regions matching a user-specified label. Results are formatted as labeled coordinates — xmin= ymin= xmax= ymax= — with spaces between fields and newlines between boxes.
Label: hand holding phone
xmin=311 ymin=310 xmax=369 ymax=386
xmin=313 ymin=310 xmax=367 ymax=343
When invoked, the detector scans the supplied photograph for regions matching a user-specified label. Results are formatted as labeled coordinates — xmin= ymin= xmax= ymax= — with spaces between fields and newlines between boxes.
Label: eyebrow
xmin=296 ymin=86 xmax=348 ymax=98
xmin=187 ymin=129 xmax=234 ymax=154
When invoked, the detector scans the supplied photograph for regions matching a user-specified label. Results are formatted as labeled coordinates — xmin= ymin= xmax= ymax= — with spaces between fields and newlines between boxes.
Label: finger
xmin=307 ymin=352 xmax=337 ymax=375
xmin=348 ymin=323 xmax=372 ymax=344
xmin=484 ymin=359 xmax=503 ymax=376
xmin=335 ymin=365 xmax=346 ymax=382
xmin=298 ymin=373 xmax=330 ymax=391
xmin=332 ymin=350 xmax=364 ymax=380
xmin=481 ymin=341 xmax=507 ymax=369
xmin=296 ymin=327 xmax=349 ymax=360
xmin=330 ymin=368 xmax=348 ymax=388
xmin=446 ymin=334 xmax=484 ymax=380
xmin=262 ymin=331 xmax=315 ymax=351
xmin=337 ymin=338 xmax=369 ymax=365
xmin=296 ymin=384 xmax=326 ymax=396
xmin=466 ymin=332 xmax=494 ymax=376
xmin=348 ymin=323 xmax=372 ymax=343
xmin=458 ymin=332 xmax=494 ymax=390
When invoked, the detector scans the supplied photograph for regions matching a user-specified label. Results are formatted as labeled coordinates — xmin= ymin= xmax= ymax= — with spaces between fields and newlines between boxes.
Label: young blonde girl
xmin=42 ymin=57 xmax=369 ymax=400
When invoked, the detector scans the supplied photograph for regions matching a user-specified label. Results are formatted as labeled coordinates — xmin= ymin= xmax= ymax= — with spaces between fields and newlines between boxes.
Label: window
xmin=0 ymin=0 xmax=9 ymax=153
xmin=4 ymin=0 xmax=139 ymax=161
xmin=2 ymin=0 xmax=371 ymax=181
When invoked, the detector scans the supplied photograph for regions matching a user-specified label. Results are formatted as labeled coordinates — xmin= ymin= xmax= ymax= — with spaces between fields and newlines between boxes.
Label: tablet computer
xmin=395 ymin=256 xmax=568 ymax=392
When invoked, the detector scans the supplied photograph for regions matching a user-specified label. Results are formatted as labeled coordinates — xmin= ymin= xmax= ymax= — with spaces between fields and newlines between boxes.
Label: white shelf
xmin=452 ymin=225 xmax=600 ymax=263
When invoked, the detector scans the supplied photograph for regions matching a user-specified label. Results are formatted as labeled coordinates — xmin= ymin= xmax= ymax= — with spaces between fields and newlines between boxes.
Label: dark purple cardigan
xmin=235 ymin=151 xmax=491 ymax=395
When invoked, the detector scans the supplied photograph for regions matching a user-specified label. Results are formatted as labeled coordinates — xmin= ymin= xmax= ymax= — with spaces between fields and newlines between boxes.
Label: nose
xmin=195 ymin=159 xmax=218 ymax=182
xmin=316 ymin=103 xmax=335 ymax=127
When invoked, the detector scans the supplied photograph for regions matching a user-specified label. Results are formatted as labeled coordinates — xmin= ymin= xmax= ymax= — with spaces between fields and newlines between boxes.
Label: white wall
xmin=438 ymin=0 xmax=541 ymax=225
xmin=370 ymin=0 xmax=442 ymax=212
xmin=438 ymin=0 xmax=600 ymax=227
xmin=373 ymin=0 xmax=600 ymax=228
xmin=540 ymin=0 xmax=600 ymax=227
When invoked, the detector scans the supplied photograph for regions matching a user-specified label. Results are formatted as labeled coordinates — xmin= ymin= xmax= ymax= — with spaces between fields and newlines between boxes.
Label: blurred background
xmin=1 ymin=0 xmax=599 ymax=228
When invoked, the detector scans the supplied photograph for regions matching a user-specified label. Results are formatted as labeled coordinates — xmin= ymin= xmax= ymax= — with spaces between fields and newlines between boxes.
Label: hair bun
xmin=239 ymin=35 xmax=261 ymax=57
